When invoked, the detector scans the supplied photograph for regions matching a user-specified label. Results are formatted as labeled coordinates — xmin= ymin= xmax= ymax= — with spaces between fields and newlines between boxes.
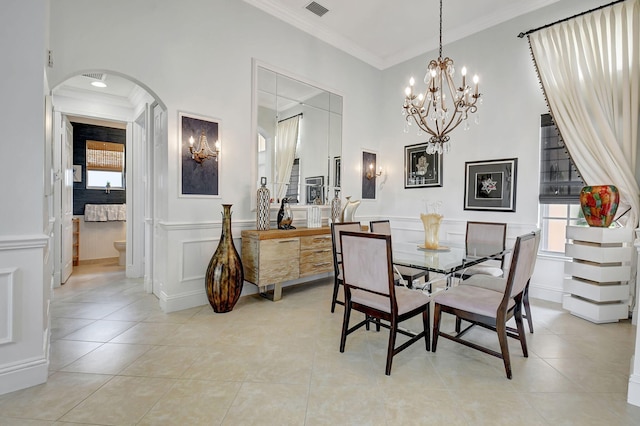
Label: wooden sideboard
xmin=241 ymin=227 xmax=333 ymax=301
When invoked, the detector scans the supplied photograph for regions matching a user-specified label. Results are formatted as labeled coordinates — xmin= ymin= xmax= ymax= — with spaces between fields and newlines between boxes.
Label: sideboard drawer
xmin=300 ymin=234 xmax=332 ymax=251
xmin=300 ymin=248 xmax=333 ymax=277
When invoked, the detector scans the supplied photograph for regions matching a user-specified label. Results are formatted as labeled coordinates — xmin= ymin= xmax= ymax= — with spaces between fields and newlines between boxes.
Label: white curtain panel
xmin=275 ymin=115 xmax=300 ymax=201
xmin=529 ymin=0 xmax=640 ymax=227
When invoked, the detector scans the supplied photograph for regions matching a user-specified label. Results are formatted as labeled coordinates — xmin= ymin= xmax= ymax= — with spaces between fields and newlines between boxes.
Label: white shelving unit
xmin=563 ymin=225 xmax=633 ymax=323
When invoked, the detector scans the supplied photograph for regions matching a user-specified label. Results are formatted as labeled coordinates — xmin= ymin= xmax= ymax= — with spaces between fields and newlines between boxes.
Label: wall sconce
xmin=189 ymin=129 xmax=220 ymax=163
xmin=365 ymin=162 xmax=383 ymax=180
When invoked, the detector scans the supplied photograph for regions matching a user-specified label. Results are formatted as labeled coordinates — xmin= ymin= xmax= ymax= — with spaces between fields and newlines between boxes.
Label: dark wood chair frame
xmin=329 ymin=222 xmax=362 ymax=313
xmin=339 ymin=231 xmax=431 ymax=375
xmin=456 ymin=221 xmax=508 ymax=280
xmin=369 ymin=220 xmax=429 ymax=287
xmin=433 ymin=232 xmax=537 ymax=379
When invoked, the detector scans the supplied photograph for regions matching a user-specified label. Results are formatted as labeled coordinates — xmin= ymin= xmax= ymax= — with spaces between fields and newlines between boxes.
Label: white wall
xmin=48 ymin=0 xmax=381 ymax=311
xmin=46 ymin=0 xmax=614 ymax=312
xmin=0 ymin=0 xmax=50 ymax=395
xmin=75 ymin=217 xmax=126 ymax=261
xmin=376 ymin=0 xmax=609 ymax=299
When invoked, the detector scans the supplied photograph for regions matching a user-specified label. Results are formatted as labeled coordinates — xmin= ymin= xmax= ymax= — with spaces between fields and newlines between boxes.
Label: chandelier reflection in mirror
xmin=402 ymin=0 xmax=482 ymax=154
xmin=189 ymin=129 xmax=220 ymax=163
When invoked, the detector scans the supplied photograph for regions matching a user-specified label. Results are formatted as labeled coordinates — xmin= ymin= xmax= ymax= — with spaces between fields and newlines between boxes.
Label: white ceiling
xmin=243 ymin=0 xmax=561 ymax=69
xmin=53 ymin=0 xmax=561 ymax=106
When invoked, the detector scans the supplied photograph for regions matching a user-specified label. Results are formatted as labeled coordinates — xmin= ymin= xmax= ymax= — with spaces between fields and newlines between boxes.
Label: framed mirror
xmin=254 ymin=63 xmax=342 ymax=206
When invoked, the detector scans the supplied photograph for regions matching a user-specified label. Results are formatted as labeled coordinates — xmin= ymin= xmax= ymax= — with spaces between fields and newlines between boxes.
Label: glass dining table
xmin=391 ymin=241 xmax=509 ymax=292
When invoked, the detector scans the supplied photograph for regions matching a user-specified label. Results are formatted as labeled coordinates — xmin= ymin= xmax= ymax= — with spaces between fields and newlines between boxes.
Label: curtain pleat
xmin=529 ymin=0 xmax=640 ymax=227
xmin=275 ymin=115 xmax=300 ymax=201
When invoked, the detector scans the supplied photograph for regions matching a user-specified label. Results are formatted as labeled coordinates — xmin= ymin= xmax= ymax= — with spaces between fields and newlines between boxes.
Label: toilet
xmin=114 ymin=240 xmax=126 ymax=266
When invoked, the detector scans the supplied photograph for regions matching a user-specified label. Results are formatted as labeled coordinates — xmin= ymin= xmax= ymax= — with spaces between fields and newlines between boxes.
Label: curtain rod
xmin=517 ymin=0 xmax=626 ymax=38
xmin=277 ymin=112 xmax=303 ymax=123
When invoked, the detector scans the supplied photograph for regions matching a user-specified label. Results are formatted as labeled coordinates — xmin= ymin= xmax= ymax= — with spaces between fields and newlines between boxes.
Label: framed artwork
xmin=404 ymin=143 xmax=443 ymax=188
xmin=306 ymin=176 xmax=325 ymax=204
xmin=361 ymin=150 xmax=377 ymax=200
xmin=73 ymin=165 xmax=82 ymax=183
xmin=464 ymin=158 xmax=517 ymax=211
xmin=179 ymin=112 xmax=221 ymax=197
xmin=334 ymin=156 xmax=341 ymax=189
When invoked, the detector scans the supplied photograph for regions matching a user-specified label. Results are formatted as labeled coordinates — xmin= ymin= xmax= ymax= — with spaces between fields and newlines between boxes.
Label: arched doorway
xmin=51 ymin=71 xmax=166 ymax=296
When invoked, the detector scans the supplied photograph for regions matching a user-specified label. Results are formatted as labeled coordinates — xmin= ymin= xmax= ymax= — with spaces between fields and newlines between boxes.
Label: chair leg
xmin=385 ymin=319 xmax=398 ymax=375
xmin=422 ymin=305 xmax=430 ymax=351
xmin=339 ymin=300 xmax=351 ymax=352
xmin=331 ymin=277 xmax=341 ymax=313
xmin=432 ymin=303 xmax=441 ymax=352
xmin=514 ymin=304 xmax=528 ymax=357
xmin=523 ymin=283 xmax=533 ymax=333
xmin=496 ymin=320 xmax=512 ymax=380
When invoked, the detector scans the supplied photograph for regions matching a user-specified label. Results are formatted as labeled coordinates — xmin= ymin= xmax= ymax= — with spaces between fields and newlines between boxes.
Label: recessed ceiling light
xmin=91 ymin=81 xmax=107 ymax=88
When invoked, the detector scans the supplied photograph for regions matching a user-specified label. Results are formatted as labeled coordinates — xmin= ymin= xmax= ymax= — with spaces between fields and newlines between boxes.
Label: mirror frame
xmin=250 ymin=59 xmax=343 ymax=212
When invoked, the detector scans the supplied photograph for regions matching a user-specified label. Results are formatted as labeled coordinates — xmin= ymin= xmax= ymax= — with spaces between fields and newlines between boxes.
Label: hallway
xmin=1 ymin=263 xmax=640 ymax=424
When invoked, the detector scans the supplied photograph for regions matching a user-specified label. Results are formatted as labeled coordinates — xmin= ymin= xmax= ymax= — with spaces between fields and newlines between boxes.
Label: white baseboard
xmin=0 ymin=357 xmax=48 ymax=396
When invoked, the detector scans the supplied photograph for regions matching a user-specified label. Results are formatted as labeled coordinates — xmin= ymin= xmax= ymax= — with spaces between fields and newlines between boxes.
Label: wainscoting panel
xmin=181 ymin=238 xmax=219 ymax=282
xmin=0 ymin=268 xmax=17 ymax=345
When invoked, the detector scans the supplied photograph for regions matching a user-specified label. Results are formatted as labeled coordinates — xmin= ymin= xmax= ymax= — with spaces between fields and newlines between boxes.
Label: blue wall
xmin=72 ymin=122 xmax=126 ymax=215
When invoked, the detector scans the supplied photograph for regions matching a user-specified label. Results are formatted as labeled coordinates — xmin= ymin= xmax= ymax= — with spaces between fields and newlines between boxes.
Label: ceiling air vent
xmin=305 ymin=1 xmax=329 ymax=17
xmin=82 ymin=72 xmax=105 ymax=81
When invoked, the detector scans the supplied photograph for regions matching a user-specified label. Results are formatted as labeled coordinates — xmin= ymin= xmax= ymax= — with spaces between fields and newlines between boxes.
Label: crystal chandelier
xmin=403 ymin=0 xmax=482 ymax=154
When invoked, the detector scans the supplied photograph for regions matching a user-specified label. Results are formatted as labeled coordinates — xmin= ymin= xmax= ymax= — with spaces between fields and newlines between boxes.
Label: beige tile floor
xmin=2 ymin=261 xmax=640 ymax=425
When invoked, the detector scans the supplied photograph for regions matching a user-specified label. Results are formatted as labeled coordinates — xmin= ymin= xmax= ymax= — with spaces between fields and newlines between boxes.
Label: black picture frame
xmin=464 ymin=158 xmax=517 ymax=211
xmin=334 ymin=156 xmax=341 ymax=189
xmin=306 ymin=176 xmax=324 ymax=204
xmin=179 ymin=112 xmax=220 ymax=197
xmin=404 ymin=143 xmax=443 ymax=188
xmin=362 ymin=150 xmax=377 ymax=200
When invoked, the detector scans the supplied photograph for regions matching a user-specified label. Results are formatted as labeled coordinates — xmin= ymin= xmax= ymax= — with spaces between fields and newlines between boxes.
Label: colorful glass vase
xmin=205 ymin=204 xmax=244 ymax=313
xmin=579 ymin=185 xmax=619 ymax=227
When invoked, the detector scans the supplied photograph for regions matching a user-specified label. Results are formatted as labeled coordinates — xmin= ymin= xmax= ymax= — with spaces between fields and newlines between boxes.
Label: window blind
xmin=539 ymin=114 xmax=583 ymax=204
xmin=86 ymin=140 xmax=124 ymax=172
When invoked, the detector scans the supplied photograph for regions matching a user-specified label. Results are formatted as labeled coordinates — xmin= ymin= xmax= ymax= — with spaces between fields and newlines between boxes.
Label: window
xmin=539 ymin=204 xmax=586 ymax=253
xmin=538 ymin=114 xmax=585 ymax=253
xmin=86 ymin=140 xmax=125 ymax=189
xmin=286 ymin=158 xmax=300 ymax=203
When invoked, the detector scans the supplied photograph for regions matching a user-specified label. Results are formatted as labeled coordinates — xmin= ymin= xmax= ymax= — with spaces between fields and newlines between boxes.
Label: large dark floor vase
xmin=206 ymin=204 xmax=244 ymax=313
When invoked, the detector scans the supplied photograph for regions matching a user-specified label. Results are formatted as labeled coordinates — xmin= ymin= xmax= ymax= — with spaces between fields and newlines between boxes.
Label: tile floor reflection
xmin=1 ymin=261 xmax=640 ymax=425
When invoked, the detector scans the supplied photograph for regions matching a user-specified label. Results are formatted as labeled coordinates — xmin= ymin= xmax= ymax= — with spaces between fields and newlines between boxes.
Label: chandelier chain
xmin=438 ymin=0 xmax=443 ymax=59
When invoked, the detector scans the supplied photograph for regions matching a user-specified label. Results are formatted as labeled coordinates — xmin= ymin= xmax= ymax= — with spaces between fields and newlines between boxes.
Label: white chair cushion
xmin=464 ymin=265 xmax=504 ymax=277
xmin=434 ymin=285 xmax=514 ymax=317
xmin=461 ymin=274 xmax=507 ymax=293
xmin=351 ymin=287 xmax=431 ymax=315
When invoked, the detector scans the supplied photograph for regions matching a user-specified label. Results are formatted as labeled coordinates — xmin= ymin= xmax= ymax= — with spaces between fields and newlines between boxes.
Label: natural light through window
xmin=86 ymin=140 xmax=125 ymax=189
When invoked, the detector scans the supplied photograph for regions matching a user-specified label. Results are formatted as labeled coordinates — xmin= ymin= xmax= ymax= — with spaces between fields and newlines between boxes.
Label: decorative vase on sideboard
xmin=331 ymin=190 xmax=341 ymax=223
xmin=579 ymin=185 xmax=619 ymax=227
xmin=205 ymin=204 xmax=244 ymax=313
xmin=257 ymin=177 xmax=270 ymax=231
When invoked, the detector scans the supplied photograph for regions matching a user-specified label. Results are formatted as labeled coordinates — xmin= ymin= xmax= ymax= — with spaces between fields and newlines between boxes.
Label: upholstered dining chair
xmin=369 ymin=220 xmax=429 ymax=287
xmin=330 ymin=222 xmax=364 ymax=313
xmin=457 ymin=221 xmax=508 ymax=280
xmin=339 ymin=230 xmax=432 ymax=375
xmin=432 ymin=231 xmax=538 ymax=379
xmin=459 ymin=230 xmax=541 ymax=333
